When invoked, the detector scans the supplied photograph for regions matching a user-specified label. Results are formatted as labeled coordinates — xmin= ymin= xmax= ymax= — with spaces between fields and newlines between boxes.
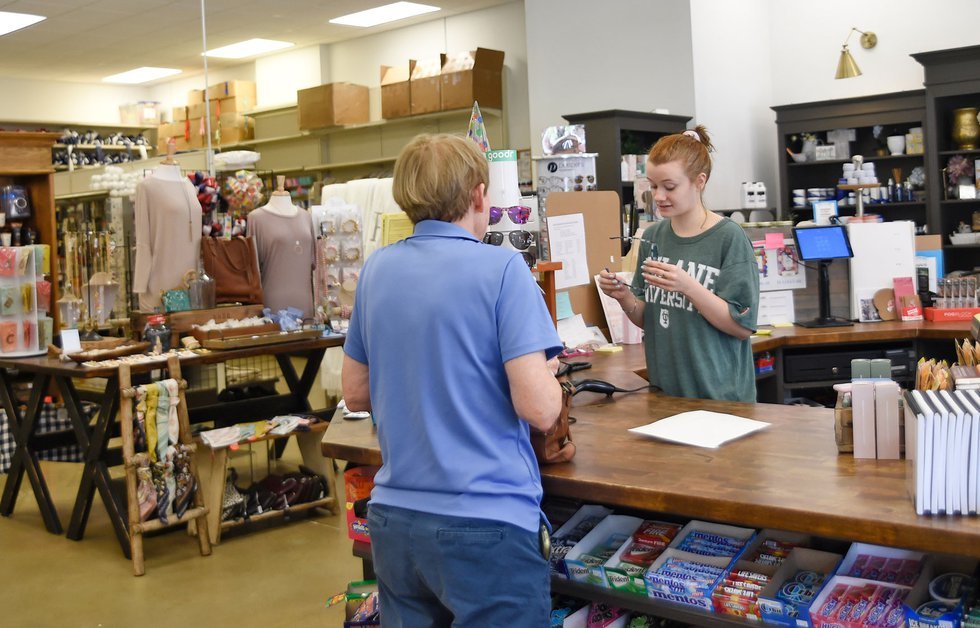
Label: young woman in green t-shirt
xmin=598 ymin=125 xmax=760 ymax=401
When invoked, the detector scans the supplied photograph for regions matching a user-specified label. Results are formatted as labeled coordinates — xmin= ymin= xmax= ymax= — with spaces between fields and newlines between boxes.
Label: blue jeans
xmin=367 ymin=503 xmax=550 ymax=628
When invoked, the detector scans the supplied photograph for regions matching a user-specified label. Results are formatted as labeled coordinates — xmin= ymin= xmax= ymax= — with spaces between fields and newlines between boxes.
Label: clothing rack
xmin=118 ymin=355 xmax=211 ymax=576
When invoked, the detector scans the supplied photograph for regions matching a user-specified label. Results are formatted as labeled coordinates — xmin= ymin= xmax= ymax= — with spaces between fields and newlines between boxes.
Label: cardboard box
xmin=903 ymin=554 xmax=978 ymax=628
xmin=644 ymin=548 xmax=734 ymax=611
xmin=207 ymin=80 xmax=256 ymax=102
xmin=549 ymin=504 xmax=614 ymax=579
xmin=188 ymin=101 xmax=210 ymax=121
xmin=410 ymin=54 xmax=445 ymax=115
xmin=562 ymin=515 xmax=642 ymax=586
xmin=297 ymin=82 xmax=369 ymax=130
xmin=344 ymin=466 xmax=378 ymax=544
xmin=440 ymin=47 xmax=505 ymax=111
xmin=380 ymin=62 xmax=414 ymax=119
xmin=187 ymin=89 xmax=205 ymax=105
xmin=188 ymin=96 xmax=254 ymax=121
xmin=187 ymin=118 xmax=205 ymax=149
xmin=119 ymin=101 xmax=162 ymax=126
xmin=213 ymin=124 xmax=253 ymax=145
xmin=172 ymin=106 xmax=187 ymax=122
xmin=808 ymin=574 xmax=912 ymax=628
xmin=758 ymin=547 xmax=843 ymax=627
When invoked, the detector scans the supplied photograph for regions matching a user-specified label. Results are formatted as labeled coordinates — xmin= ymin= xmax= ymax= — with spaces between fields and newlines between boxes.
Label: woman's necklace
xmin=699 ymin=208 xmax=709 ymax=231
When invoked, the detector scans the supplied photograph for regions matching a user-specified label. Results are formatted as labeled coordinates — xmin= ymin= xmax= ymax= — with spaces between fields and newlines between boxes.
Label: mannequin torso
xmin=262 ymin=193 xmax=299 ymax=217
xmin=152 ymin=163 xmax=183 ymax=181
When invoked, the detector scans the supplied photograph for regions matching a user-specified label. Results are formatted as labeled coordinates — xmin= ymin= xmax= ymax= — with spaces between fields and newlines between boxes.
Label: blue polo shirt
xmin=344 ymin=220 xmax=563 ymax=533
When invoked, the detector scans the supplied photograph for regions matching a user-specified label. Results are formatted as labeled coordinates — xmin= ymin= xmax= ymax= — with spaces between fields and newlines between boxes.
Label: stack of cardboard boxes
xmin=380 ymin=47 xmax=504 ymax=119
xmin=157 ymin=80 xmax=256 ymax=153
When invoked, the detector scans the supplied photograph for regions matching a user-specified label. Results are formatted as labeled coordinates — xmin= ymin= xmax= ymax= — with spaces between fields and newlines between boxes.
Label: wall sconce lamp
xmin=835 ymin=28 xmax=877 ymax=79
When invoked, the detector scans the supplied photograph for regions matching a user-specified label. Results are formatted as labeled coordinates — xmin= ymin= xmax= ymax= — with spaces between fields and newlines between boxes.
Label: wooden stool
xmin=118 ymin=356 xmax=212 ymax=576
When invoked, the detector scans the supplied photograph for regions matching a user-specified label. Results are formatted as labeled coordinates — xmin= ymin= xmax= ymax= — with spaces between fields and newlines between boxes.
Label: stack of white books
xmin=904 ymin=390 xmax=980 ymax=516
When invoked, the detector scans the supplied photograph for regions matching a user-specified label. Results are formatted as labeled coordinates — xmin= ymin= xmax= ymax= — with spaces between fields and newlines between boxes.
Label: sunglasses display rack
xmin=315 ymin=203 xmax=362 ymax=331
xmin=483 ymin=197 xmax=540 ymax=269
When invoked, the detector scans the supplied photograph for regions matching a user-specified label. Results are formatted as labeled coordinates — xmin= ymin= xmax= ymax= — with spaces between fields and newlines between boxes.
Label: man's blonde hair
xmin=392 ymin=133 xmax=489 ymax=223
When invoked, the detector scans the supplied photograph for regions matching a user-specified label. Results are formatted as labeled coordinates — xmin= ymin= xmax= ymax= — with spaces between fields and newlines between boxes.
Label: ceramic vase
xmin=951 ymin=107 xmax=980 ymax=150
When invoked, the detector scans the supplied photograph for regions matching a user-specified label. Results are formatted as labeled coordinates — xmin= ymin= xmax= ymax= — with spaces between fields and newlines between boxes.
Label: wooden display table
xmin=0 ymin=335 xmax=343 ymax=557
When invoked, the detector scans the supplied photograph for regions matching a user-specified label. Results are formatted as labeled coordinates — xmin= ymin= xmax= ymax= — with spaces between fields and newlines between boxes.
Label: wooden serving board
xmin=66 ymin=341 xmax=150 ymax=363
xmin=199 ymin=329 xmax=320 ymax=350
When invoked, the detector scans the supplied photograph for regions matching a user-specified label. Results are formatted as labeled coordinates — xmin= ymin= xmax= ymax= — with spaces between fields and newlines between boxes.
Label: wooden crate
xmin=132 ymin=304 xmax=265 ymax=339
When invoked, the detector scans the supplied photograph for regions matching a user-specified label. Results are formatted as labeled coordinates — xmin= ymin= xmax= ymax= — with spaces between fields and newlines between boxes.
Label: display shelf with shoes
xmin=192 ymin=417 xmax=337 ymax=545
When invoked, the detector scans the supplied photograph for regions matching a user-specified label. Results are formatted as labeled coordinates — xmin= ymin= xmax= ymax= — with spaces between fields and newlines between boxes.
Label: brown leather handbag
xmin=201 ymin=236 xmax=264 ymax=305
xmin=531 ymin=366 xmax=576 ymax=465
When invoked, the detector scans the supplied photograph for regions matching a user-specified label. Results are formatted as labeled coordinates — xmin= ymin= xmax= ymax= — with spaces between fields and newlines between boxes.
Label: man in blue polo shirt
xmin=342 ymin=133 xmax=564 ymax=627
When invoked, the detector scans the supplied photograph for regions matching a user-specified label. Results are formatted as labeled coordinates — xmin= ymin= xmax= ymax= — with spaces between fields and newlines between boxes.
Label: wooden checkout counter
xmin=320 ymin=320 xmax=977 ymax=625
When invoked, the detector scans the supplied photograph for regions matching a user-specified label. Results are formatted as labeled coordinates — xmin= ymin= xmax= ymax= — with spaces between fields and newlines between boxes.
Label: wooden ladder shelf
xmin=118 ymin=355 xmax=212 ymax=576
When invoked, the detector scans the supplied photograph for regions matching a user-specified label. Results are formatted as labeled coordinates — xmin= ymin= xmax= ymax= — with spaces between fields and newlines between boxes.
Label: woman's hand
xmin=597 ymin=268 xmax=630 ymax=300
xmin=642 ymin=259 xmax=696 ymax=296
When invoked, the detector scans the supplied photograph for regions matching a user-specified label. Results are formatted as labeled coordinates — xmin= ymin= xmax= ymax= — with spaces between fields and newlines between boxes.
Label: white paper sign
xmin=546 ymin=213 xmax=590 ymax=289
xmin=629 ymin=411 xmax=770 ymax=448
xmin=757 ymin=290 xmax=795 ymax=326
xmin=60 ymin=329 xmax=82 ymax=354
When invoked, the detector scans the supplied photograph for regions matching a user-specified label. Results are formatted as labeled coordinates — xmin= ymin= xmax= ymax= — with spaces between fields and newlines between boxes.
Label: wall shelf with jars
xmin=772 ymin=90 xmax=928 ymax=228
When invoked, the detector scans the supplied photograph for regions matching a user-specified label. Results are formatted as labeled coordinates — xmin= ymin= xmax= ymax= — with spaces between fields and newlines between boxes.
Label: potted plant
xmin=945 ymin=155 xmax=975 ymax=199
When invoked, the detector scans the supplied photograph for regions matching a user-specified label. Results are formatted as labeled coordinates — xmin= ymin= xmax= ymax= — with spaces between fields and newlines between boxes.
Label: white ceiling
xmin=0 ymin=0 xmax=511 ymax=83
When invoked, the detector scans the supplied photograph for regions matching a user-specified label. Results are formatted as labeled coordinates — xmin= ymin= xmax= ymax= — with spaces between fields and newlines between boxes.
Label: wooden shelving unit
xmin=561 ymin=110 xmax=691 ymax=250
xmin=913 ymin=44 xmax=980 ymax=272
xmin=0 ymin=131 xmax=62 ymax=329
xmin=772 ymin=90 xmax=927 ymax=226
xmin=223 ymin=106 xmax=507 ymax=179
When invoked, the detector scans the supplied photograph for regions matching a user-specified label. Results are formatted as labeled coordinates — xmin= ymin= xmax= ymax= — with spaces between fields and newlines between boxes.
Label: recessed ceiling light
xmin=102 ymin=67 xmax=182 ymax=84
xmin=204 ymin=38 xmax=294 ymax=59
xmin=0 ymin=10 xmax=46 ymax=36
xmin=329 ymin=2 xmax=440 ymax=28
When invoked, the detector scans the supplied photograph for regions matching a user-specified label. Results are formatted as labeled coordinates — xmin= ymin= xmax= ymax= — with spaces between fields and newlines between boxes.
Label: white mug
xmin=886 ymin=135 xmax=906 ymax=155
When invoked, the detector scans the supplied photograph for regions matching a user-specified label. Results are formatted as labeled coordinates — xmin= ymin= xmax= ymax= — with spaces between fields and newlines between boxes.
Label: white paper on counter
xmin=629 ymin=411 xmax=770 ymax=448
xmin=546 ymin=213 xmax=590 ymax=289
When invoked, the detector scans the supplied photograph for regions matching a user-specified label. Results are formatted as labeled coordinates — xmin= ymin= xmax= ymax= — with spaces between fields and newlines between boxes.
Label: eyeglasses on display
xmin=482 ymin=230 xmax=536 ymax=251
xmin=489 ymin=205 xmax=532 ymax=225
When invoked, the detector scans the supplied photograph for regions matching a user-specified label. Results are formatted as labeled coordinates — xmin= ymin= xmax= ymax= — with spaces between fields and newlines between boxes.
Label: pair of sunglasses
xmin=489 ymin=205 xmax=531 ymax=225
xmin=482 ymin=230 xmax=536 ymax=250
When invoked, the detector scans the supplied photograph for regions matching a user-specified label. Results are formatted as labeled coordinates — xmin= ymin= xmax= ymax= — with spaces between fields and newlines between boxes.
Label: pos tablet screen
xmin=792 ymin=225 xmax=853 ymax=261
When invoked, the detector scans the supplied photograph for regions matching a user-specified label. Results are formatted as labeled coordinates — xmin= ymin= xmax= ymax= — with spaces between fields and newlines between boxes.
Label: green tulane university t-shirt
xmin=630 ymin=218 xmax=760 ymax=402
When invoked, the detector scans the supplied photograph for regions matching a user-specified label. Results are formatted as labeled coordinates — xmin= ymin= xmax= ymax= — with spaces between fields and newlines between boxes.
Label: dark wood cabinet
xmin=0 ymin=132 xmax=62 ymax=330
xmin=913 ymin=44 xmax=980 ymax=272
xmin=561 ymin=110 xmax=690 ymax=250
xmin=772 ymin=91 xmax=927 ymax=227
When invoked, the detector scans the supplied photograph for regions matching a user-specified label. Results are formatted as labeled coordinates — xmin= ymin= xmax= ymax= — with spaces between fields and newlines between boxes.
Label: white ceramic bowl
xmin=950 ymin=232 xmax=978 ymax=245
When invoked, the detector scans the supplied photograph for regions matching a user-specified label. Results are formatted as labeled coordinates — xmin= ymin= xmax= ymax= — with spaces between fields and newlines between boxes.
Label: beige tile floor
xmin=0 ymin=440 xmax=362 ymax=627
